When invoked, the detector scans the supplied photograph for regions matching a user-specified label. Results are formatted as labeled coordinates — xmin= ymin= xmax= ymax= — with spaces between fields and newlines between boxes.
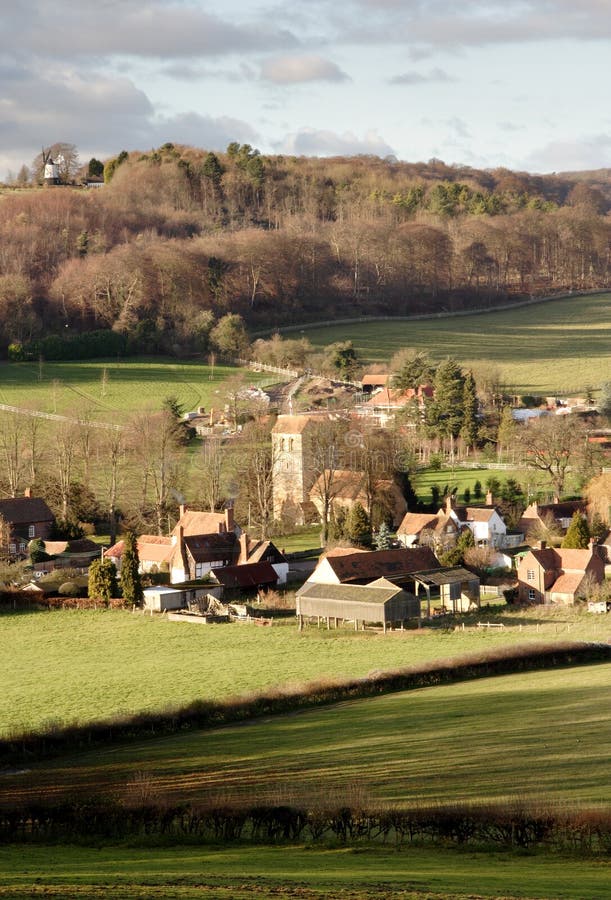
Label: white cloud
xmin=279 ymin=127 xmax=395 ymax=157
xmin=389 ymin=67 xmax=455 ymax=85
xmin=261 ymin=54 xmax=349 ymax=84
xmin=523 ymin=134 xmax=611 ymax=173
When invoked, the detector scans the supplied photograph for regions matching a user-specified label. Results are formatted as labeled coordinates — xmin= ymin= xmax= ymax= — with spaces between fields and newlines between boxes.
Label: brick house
xmin=517 ymin=541 xmax=605 ymax=604
xmin=0 ymin=490 xmax=54 ymax=558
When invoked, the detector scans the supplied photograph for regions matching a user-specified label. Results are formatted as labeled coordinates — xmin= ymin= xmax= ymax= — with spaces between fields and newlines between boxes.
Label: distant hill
xmin=0 ymin=144 xmax=610 ymax=354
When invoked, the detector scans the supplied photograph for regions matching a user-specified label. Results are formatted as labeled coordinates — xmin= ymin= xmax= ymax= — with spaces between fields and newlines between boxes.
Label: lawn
xmin=412 ymin=465 xmax=538 ymax=505
xmin=1 ymin=605 xmax=608 ymax=739
xmin=0 ymin=357 xmax=270 ymax=424
xmin=3 ymin=662 xmax=609 ymax=809
xmin=299 ymin=292 xmax=611 ymax=395
xmin=0 ymin=843 xmax=608 ymax=900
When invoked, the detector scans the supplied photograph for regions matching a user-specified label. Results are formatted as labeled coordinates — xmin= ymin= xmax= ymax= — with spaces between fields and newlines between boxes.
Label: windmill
xmin=41 ymin=147 xmax=60 ymax=186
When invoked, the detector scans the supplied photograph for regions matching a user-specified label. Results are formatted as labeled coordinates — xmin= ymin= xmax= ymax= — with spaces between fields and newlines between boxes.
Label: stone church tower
xmin=272 ymin=415 xmax=318 ymax=524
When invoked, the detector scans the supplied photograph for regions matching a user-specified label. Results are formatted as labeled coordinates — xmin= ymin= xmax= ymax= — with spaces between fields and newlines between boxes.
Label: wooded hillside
xmin=1 ymin=143 xmax=610 ymax=355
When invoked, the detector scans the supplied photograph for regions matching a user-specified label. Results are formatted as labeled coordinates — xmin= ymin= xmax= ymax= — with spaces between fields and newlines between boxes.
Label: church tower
xmin=271 ymin=415 xmax=317 ymax=524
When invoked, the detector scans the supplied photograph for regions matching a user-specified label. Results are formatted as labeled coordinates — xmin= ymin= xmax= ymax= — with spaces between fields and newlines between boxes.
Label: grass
xmin=274 ymin=525 xmax=322 ymax=554
xmin=413 ymin=465 xmax=538 ymax=504
xmin=0 ymin=357 xmax=270 ymax=424
xmin=0 ymin=843 xmax=609 ymax=900
xmin=3 ymin=662 xmax=609 ymax=809
xmin=300 ymin=292 xmax=611 ymax=395
xmin=1 ymin=605 xmax=609 ymax=739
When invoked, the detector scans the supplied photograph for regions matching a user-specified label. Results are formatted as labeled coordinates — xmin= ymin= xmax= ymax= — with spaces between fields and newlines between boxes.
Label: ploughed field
xmin=299 ymin=292 xmax=611 ymax=395
xmin=1 ymin=606 xmax=608 ymax=739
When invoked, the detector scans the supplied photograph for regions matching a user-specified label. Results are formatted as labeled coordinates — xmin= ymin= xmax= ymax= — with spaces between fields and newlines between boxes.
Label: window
xmin=526 ymin=569 xmax=535 ymax=581
xmin=28 ymin=525 xmax=35 ymax=538
xmin=9 ymin=543 xmax=16 ymax=555
xmin=528 ymin=589 xmax=536 ymax=601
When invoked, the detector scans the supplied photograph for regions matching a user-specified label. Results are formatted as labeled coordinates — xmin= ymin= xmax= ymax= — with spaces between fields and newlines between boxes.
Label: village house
xmin=518 ymin=499 xmax=586 ymax=539
xmin=309 ymin=469 xmax=407 ymax=528
xmin=356 ymin=384 xmax=433 ymax=428
xmin=516 ymin=541 xmax=605 ymax=604
xmin=0 ymin=490 xmax=54 ymax=558
xmin=396 ymin=510 xmax=461 ymax=548
xmin=105 ymin=506 xmax=288 ymax=586
xmin=438 ymin=494 xmax=510 ymax=548
xmin=306 ymin=546 xmax=441 ymax=588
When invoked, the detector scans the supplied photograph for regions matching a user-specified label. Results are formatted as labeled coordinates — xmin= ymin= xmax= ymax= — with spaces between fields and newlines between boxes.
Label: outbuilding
xmin=296 ymin=577 xmax=420 ymax=632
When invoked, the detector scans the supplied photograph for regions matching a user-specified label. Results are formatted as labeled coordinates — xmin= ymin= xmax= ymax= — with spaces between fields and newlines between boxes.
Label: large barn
xmin=296 ymin=577 xmax=421 ymax=632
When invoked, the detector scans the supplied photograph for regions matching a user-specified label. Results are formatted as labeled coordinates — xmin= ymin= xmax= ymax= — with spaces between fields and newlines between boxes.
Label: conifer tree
xmin=345 ymin=502 xmax=372 ymax=548
xmin=88 ymin=558 xmax=118 ymax=606
xmin=460 ymin=370 xmax=479 ymax=452
xmin=561 ymin=512 xmax=590 ymax=549
xmin=374 ymin=520 xmax=393 ymax=550
xmin=121 ymin=531 xmax=143 ymax=607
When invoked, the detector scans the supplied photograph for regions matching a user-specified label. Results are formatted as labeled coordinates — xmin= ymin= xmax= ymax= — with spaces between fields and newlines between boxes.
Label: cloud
xmin=279 ymin=127 xmax=395 ymax=157
xmin=389 ymin=67 xmax=455 ymax=85
xmin=0 ymin=2 xmax=299 ymax=61
xmin=261 ymin=54 xmax=349 ymax=84
xmin=0 ymin=65 xmax=257 ymax=178
xmin=523 ymin=134 xmax=611 ymax=173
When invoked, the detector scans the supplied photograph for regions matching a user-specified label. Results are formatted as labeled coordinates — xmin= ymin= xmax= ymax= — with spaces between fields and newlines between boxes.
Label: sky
xmin=1 ymin=0 xmax=611 ymax=180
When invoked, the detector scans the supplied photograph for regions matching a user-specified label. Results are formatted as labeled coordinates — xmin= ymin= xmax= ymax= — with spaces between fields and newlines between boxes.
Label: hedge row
xmin=2 ymin=641 xmax=609 ymax=764
xmin=8 ymin=329 xmax=128 ymax=361
xmin=2 ymin=799 xmax=611 ymax=853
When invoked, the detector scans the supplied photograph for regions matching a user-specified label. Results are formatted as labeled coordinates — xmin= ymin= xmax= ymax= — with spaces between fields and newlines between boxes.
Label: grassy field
xmin=300 ymin=292 xmax=611 ymax=395
xmin=0 ymin=357 xmax=269 ymax=424
xmin=1 ymin=605 xmax=609 ymax=739
xmin=0 ymin=843 xmax=609 ymax=900
xmin=3 ymin=662 xmax=609 ymax=809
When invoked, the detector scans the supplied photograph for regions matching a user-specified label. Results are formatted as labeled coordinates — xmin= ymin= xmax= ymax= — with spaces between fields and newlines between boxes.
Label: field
xmin=2 ymin=606 xmax=609 ymax=739
xmin=3 ymin=662 xmax=609 ymax=809
xmin=299 ymin=292 xmax=611 ymax=395
xmin=0 ymin=357 xmax=269 ymax=424
xmin=0 ymin=843 xmax=609 ymax=900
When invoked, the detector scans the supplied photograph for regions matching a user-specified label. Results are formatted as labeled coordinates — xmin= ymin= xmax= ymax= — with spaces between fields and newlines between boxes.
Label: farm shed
xmin=296 ymin=577 xmax=420 ymax=632
xmin=143 ymin=585 xmax=222 ymax=612
xmin=411 ymin=567 xmax=480 ymax=616
xmin=210 ymin=561 xmax=279 ymax=592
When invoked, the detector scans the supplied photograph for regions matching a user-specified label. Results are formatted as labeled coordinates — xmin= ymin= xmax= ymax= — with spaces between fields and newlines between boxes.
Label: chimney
xmin=179 ymin=503 xmax=186 ymax=519
xmin=538 ymin=540 xmax=547 ymax=550
xmin=445 ymin=495 xmax=455 ymax=514
xmin=24 ymin=487 xmax=31 ymax=498
xmin=225 ymin=506 xmax=234 ymax=533
xmin=485 ymin=490 xmax=493 ymax=506
xmin=553 ymin=495 xmax=560 ymax=505
xmin=239 ymin=532 xmax=249 ymax=564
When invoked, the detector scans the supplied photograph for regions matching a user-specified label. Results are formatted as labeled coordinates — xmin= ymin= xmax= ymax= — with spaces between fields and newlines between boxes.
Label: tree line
xmin=1 ymin=142 xmax=610 ymax=354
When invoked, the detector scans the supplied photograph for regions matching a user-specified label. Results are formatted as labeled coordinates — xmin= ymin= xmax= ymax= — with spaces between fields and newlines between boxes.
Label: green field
xmin=300 ymin=293 xmax=611 ymax=395
xmin=3 ymin=662 xmax=609 ymax=810
xmin=0 ymin=357 xmax=267 ymax=423
xmin=0 ymin=843 xmax=608 ymax=900
xmin=1 ymin=606 xmax=608 ymax=739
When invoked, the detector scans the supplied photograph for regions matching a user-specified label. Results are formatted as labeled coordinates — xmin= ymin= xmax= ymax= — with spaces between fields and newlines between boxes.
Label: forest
xmin=1 ymin=142 xmax=611 ymax=356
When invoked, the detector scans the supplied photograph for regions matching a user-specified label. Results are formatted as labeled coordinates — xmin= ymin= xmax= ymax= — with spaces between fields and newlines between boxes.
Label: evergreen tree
xmin=374 ymin=520 xmax=393 ymax=550
xmin=121 ymin=531 xmax=143 ymax=607
xmin=561 ymin=512 xmax=590 ymax=549
xmin=463 ymin=487 xmax=471 ymax=504
xmin=345 ymin=502 xmax=372 ymax=547
xmin=88 ymin=558 xmax=118 ymax=606
xmin=440 ymin=528 xmax=475 ymax=567
xmin=426 ymin=357 xmax=466 ymax=459
xmin=473 ymin=480 xmax=482 ymax=500
xmin=460 ymin=370 xmax=479 ymax=452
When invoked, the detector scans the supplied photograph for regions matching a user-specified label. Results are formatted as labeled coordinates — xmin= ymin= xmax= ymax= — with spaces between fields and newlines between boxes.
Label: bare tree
xmin=520 ymin=416 xmax=588 ymax=497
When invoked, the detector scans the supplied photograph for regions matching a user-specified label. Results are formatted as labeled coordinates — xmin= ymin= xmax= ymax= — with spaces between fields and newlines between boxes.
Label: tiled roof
xmin=550 ymin=573 xmax=584 ymax=595
xmin=184 ymin=533 xmax=238 ymax=563
xmin=212 ymin=561 xmax=278 ymax=588
xmin=397 ymin=513 xmax=438 ymax=535
xmin=321 ymin=547 xmax=440 ymax=583
xmin=172 ymin=510 xmax=230 ymax=536
xmin=0 ymin=496 xmax=53 ymax=525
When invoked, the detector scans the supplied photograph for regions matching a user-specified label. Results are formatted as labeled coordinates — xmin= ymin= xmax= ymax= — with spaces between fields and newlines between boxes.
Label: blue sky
xmin=1 ymin=0 xmax=610 ymax=178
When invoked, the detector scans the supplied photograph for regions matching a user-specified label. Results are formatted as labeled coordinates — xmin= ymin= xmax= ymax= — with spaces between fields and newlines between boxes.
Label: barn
xmin=296 ymin=577 xmax=421 ymax=632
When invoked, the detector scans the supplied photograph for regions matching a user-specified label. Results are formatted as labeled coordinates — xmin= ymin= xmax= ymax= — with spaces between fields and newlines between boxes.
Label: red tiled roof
xmin=550 ymin=573 xmax=583 ymax=595
xmin=397 ymin=513 xmax=438 ymax=535
xmin=321 ymin=547 xmax=440 ymax=583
